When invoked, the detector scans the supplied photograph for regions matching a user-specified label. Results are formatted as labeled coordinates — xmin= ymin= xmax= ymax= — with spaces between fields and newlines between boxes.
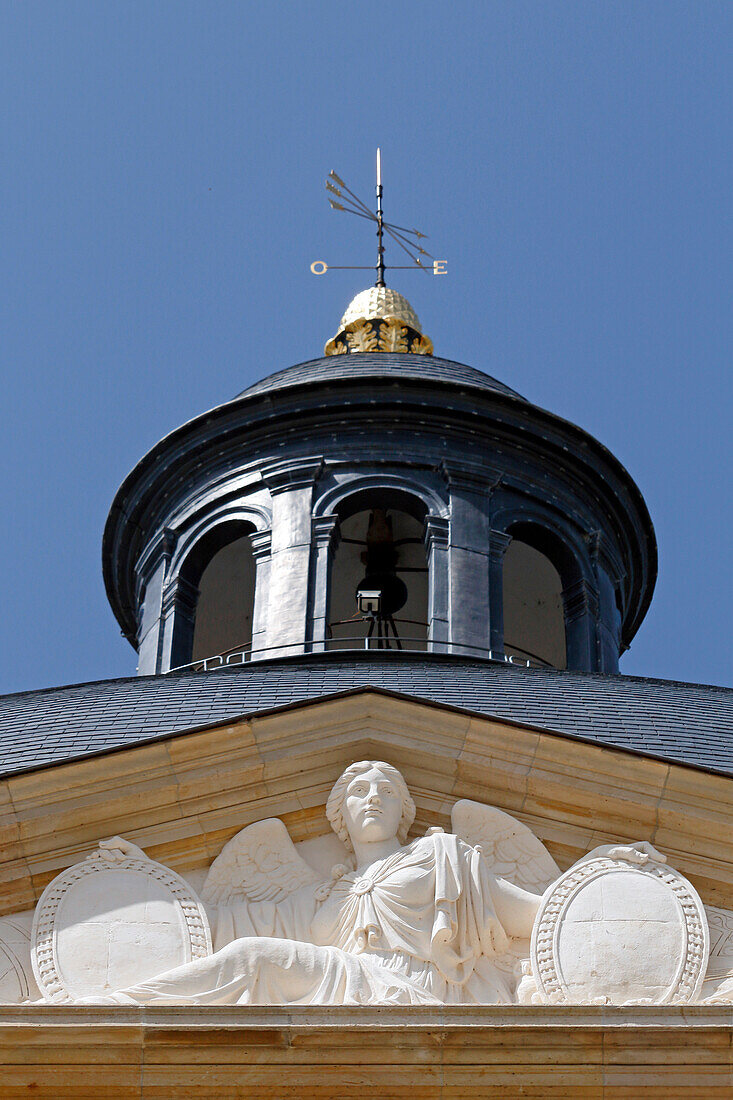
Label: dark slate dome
xmin=238 ymin=353 xmax=526 ymax=402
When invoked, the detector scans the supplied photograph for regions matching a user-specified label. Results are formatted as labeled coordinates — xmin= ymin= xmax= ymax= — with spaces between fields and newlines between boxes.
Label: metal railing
xmin=167 ymin=633 xmax=550 ymax=675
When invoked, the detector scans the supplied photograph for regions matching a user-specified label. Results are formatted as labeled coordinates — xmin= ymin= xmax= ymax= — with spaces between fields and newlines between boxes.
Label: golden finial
xmin=324 ymin=286 xmax=433 ymax=356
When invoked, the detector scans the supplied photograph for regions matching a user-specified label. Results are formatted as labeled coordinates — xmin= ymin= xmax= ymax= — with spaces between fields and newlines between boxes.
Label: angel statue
xmin=77 ymin=760 xmax=657 ymax=1006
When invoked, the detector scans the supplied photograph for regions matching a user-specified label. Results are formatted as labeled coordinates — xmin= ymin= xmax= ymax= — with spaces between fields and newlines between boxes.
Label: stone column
xmin=424 ymin=516 xmax=450 ymax=652
xmin=488 ymin=529 xmax=512 ymax=658
xmin=249 ymin=530 xmax=272 ymax=659
xmin=562 ymin=578 xmax=601 ymax=673
xmin=261 ymin=458 xmax=323 ymax=657
xmin=587 ymin=530 xmax=622 ymax=674
xmin=135 ymin=529 xmax=176 ymax=675
xmin=443 ymin=466 xmax=492 ymax=657
xmin=308 ymin=515 xmax=340 ymax=652
xmin=159 ymin=575 xmax=200 ymax=672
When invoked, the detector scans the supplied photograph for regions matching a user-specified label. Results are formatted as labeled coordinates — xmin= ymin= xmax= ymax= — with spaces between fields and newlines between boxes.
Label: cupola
xmin=103 ymin=288 xmax=656 ymax=678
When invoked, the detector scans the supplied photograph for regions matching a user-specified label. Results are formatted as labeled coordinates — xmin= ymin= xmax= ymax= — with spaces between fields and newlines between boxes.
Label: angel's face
xmin=343 ymin=766 xmax=403 ymax=846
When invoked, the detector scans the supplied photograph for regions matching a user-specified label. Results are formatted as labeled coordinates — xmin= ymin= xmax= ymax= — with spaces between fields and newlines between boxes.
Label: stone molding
xmin=423 ymin=515 xmax=449 ymax=549
xmin=135 ymin=527 xmax=177 ymax=586
xmin=1 ymin=1003 xmax=732 ymax=1096
xmin=260 ymin=457 xmax=324 ymax=495
xmin=249 ymin=529 xmax=272 ymax=561
xmin=488 ymin=529 xmax=512 ymax=563
xmin=161 ymin=574 xmax=199 ymax=619
xmin=311 ymin=514 xmax=340 ymax=551
xmin=312 ymin=470 xmax=448 ymax=522
xmin=439 ymin=460 xmax=503 ymax=493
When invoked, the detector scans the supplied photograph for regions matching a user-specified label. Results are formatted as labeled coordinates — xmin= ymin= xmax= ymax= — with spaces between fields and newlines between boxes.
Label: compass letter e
xmin=433 ymin=260 xmax=447 ymax=275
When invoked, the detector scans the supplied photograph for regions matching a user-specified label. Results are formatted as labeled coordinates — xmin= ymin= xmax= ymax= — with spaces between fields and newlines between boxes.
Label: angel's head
xmin=326 ymin=761 xmax=416 ymax=852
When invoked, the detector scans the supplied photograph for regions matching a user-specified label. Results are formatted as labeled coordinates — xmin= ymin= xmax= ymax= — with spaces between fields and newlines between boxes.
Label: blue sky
xmin=1 ymin=1 xmax=731 ymax=694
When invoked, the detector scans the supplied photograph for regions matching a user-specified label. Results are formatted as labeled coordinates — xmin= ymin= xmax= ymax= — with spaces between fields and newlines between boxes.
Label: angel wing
xmin=451 ymin=799 xmax=560 ymax=895
xmin=201 ymin=818 xmax=321 ymax=907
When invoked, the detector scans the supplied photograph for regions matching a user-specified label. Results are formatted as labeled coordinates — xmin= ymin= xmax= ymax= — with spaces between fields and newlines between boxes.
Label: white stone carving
xmin=0 ymin=913 xmax=39 ymax=1003
xmin=31 ymin=846 xmax=212 ymax=1003
xmin=202 ymin=818 xmax=321 ymax=905
xmin=30 ymin=762 xmax=552 ymax=1005
xmin=10 ymin=759 xmax=721 ymax=1008
xmin=700 ymin=905 xmax=733 ymax=1002
xmin=451 ymin=799 xmax=561 ymax=893
xmin=530 ymin=855 xmax=709 ymax=1005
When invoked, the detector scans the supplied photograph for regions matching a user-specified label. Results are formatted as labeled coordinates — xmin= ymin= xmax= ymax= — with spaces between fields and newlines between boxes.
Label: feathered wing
xmin=452 ymin=800 xmax=561 ymax=991
xmin=451 ymin=799 xmax=560 ymax=895
xmin=201 ymin=818 xmax=321 ymax=907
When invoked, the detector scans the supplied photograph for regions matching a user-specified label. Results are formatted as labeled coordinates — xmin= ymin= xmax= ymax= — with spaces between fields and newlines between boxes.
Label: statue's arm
xmin=487 ymin=875 xmax=541 ymax=940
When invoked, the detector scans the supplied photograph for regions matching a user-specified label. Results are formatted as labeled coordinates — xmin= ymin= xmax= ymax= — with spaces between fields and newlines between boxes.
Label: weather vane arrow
xmin=311 ymin=149 xmax=448 ymax=282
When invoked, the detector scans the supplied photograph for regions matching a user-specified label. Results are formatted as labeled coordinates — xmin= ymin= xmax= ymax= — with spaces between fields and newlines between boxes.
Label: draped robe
xmin=108 ymin=833 xmax=517 ymax=1006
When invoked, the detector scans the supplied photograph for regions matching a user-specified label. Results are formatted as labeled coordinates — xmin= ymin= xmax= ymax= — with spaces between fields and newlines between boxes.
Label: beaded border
xmin=530 ymin=857 xmax=709 ymax=1005
xmin=31 ymin=856 xmax=212 ymax=1003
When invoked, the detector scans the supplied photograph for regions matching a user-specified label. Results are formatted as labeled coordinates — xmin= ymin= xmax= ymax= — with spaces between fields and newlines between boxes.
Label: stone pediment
xmin=3 ymin=688 xmax=733 ymax=1094
xmin=2 ymin=686 xmax=733 ymax=918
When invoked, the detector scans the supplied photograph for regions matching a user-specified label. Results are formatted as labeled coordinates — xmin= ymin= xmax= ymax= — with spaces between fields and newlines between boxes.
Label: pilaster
xmin=135 ymin=528 xmax=177 ymax=675
xmin=249 ymin=530 xmax=272 ymax=658
xmin=488 ymin=529 xmax=512 ymax=656
xmin=441 ymin=463 xmax=494 ymax=657
xmin=160 ymin=575 xmax=200 ymax=672
xmin=562 ymin=578 xmax=601 ymax=673
xmin=424 ymin=516 xmax=450 ymax=652
xmin=261 ymin=458 xmax=324 ymax=655
xmin=308 ymin=515 xmax=340 ymax=651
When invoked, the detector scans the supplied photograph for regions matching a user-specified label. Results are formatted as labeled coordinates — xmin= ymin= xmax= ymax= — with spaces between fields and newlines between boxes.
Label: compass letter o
xmin=310 ymin=261 xmax=328 ymax=275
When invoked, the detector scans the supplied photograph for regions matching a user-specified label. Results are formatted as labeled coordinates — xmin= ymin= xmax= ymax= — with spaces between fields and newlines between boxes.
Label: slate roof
xmin=237 ymin=354 xmax=525 ymax=401
xmin=0 ymin=652 xmax=731 ymax=779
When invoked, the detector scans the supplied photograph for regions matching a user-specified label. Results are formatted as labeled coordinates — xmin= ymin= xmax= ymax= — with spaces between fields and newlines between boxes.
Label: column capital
xmin=585 ymin=528 xmax=626 ymax=582
xmin=424 ymin=514 xmax=449 ymax=549
xmin=562 ymin=578 xmax=600 ymax=624
xmin=137 ymin=527 xmax=178 ymax=583
xmin=161 ymin=574 xmax=199 ymax=619
xmin=489 ymin=529 xmax=512 ymax=562
xmin=249 ymin=530 xmax=272 ymax=561
xmin=312 ymin=514 xmax=340 ymax=551
xmin=439 ymin=461 xmax=503 ymax=494
xmin=260 ymin=457 xmax=324 ymax=495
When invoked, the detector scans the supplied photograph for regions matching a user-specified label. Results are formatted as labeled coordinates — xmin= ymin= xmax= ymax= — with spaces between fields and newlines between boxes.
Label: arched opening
xmin=174 ymin=521 xmax=257 ymax=666
xmin=502 ymin=527 xmax=567 ymax=669
xmin=327 ymin=490 xmax=429 ymax=651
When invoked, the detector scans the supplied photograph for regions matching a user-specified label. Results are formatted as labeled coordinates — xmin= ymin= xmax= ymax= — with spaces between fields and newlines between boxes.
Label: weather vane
xmin=310 ymin=149 xmax=447 ymax=284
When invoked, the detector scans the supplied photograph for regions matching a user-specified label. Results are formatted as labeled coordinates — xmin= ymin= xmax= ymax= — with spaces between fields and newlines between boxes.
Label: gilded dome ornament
xmin=325 ymin=286 xmax=434 ymax=356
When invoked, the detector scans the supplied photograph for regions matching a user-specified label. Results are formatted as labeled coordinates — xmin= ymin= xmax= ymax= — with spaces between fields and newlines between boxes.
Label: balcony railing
xmin=167 ymin=625 xmax=552 ymax=675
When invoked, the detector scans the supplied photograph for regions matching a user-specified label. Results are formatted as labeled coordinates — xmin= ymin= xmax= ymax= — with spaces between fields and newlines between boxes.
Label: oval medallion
xmin=530 ymin=856 xmax=709 ymax=1005
xmin=31 ymin=856 xmax=212 ymax=1003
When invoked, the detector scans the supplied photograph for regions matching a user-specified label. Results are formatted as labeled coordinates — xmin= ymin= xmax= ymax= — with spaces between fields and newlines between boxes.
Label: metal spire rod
xmin=376 ymin=148 xmax=385 ymax=287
